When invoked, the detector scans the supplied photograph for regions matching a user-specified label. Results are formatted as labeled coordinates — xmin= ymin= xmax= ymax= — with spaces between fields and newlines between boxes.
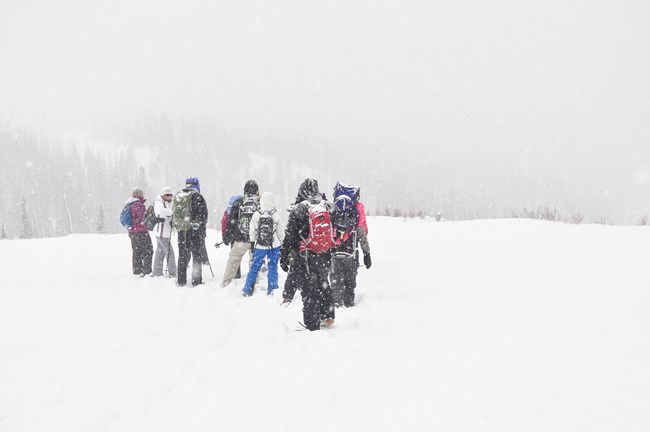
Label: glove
xmin=280 ymin=252 xmax=290 ymax=272
xmin=223 ymin=239 xmax=230 ymax=246
xmin=363 ymin=253 xmax=372 ymax=269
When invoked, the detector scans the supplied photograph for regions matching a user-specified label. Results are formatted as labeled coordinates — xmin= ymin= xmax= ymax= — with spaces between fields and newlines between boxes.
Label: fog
xmin=1 ymin=0 xmax=650 ymax=235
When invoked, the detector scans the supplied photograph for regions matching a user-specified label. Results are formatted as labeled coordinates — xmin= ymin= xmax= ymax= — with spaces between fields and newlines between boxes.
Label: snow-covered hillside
xmin=1 ymin=218 xmax=649 ymax=431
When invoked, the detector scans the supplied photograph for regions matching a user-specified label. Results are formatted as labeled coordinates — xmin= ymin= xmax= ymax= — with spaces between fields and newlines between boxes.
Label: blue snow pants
xmin=243 ymin=247 xmax=281 ymax=295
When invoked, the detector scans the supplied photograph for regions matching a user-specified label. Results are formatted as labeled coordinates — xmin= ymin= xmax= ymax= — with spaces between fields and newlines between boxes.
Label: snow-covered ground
xmin=1 ymin=217 xmax=649 ymax=431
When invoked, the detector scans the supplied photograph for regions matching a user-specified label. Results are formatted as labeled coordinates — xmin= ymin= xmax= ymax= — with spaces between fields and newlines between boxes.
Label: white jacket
xmin=249 ymin=192 xmax=285 ymax=249
xmin=153 ymin=197 xmax=173 ymax=238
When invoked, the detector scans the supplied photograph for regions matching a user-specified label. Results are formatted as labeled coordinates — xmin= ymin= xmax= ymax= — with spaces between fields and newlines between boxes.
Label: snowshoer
xmin=152 ymin=187 xmax=176 ymax=277
xmin=221 ymin=194 xmax=243 ymax=279
xmin=221 ymin=180 xmax=260 ymax=287
xmin=242 ymin=192 xmax=285 ymax=296
xmin=124 ymin=187 xmax=153 ymax=276
xmin=279 ymin=178 xmax=335 ymax=330
xmin=173 ymin=177 xmax=208 ymax=287
xmin=330 ymin=182 xmax=371 ymax=307
xmin=281 ymin=194 xmax=310 ymax=304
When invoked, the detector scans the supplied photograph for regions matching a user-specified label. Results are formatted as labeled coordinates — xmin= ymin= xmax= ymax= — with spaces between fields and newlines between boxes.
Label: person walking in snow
xmin=279 ymin=178 xmax=335 ymax=330
xmin=221 ymin=180 xmax=260 ymax=287
xmin=330 ymin=182 xmax=371 ymax=307
xmin=173 ymin=177 xmax=208 ymax=287
xmin=280 ymin=194 xmax=310 ymax=304
xmin=152 ymin=187 xmax=177 ymax=277
xmin=242 ymin=192 xmax=285 ymax=296
xmin=125 ymin=187 xmax=153 ymax=276
xmin=221 ymin=194 xmax=243 ymax=279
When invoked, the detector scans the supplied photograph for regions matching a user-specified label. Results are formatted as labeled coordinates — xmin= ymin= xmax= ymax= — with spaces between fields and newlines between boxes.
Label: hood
xmin=260 ymin=192 xmax=276 ymax=212
xmin=296 ymin=178 xmax=321 ymax=203
xmin=125 ymin=196 xmax=144 ymax=205
xmin=244 ymin=180 xmax=259 ymax=196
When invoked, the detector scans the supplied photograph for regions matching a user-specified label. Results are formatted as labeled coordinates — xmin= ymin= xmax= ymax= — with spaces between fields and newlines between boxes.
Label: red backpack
xmin=300 ymin=203 xmax=334 ymax=254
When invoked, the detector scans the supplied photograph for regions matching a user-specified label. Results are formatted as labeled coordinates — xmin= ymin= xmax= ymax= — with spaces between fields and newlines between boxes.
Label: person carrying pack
xmin=279 ymin=178 xmax=335 ymax=331
xmin=330 ymin=182 xmax=371 ymax=307
xmin=242 ymin=192 xmax=285 ymax=296
xmin=151 ymin=187 xmax=177 ymax=278
xmin=122 ymin=187 xmax=153 ymax=276
xmin=221 ymin=180 xmax=260 ymax=287
xmin=221 ymin=194 xmax=243 ymax=279
xmin=173 ymin=177 xmax=208 ymax=287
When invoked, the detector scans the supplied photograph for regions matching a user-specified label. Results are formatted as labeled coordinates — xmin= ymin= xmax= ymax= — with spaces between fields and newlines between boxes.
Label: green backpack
xmin=172 ymin=191 xmax=194 ymax=232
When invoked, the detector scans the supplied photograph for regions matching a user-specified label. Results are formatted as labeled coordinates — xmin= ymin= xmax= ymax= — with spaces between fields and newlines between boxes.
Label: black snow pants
xmin=283 ymin=267 xmax=299 ymax=301
xmin=294 ymin=251 xmax=335 ymax=331
xmin=177 ymin=229 xmax=205 ymax=286
xmin=282 ymin=250 xmax=300 ymax=301
xmin=331 ymin=256 xmax=359 ymax=307
xmin=130 ymin=231 xmax=153 ymax=276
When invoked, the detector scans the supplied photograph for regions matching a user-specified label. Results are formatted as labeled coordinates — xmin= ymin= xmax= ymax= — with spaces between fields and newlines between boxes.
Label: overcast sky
xmin=1 ymin=0 xmax=649 ymax=221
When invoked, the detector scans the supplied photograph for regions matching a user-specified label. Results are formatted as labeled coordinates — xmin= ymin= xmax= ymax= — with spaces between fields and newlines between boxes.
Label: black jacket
xmin=183 ymin=187 xmax=208 ymax=237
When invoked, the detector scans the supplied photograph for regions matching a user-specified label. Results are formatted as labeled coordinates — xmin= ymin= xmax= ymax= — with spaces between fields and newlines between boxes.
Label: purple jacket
xmin=128 ymin=197 xmax=148 ymax=233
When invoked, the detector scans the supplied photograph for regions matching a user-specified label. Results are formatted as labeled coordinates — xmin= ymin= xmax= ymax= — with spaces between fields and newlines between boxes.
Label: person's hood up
xmin=296 ymin=178 xmax=321 ymax=203
xmin=260 ymin=192 xmax=276 ymax=212
xmin=244 ymin=180 xmax=259 ymax=196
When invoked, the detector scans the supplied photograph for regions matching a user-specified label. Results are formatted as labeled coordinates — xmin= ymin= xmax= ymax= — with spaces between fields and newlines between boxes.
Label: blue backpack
xmin=332 ymin=182 xmax=359 ymax=228
xmin=120 ymin=203 xmax=134 ymax=228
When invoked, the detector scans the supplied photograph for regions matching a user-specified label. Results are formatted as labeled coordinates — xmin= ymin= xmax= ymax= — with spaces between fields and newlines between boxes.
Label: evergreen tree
xmin=96 ymin=206 xmax=106 ymax=234
xmin=19 ymin=196 xmax=34 ymax=239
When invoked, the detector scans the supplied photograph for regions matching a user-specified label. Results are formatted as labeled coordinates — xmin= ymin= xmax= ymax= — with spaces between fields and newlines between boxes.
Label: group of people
xmin=122 ymin=177 xmax=372 ymax=331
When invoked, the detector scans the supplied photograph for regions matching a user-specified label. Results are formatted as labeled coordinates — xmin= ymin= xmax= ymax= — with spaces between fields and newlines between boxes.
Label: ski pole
xmin=201 ymin=242 xmax=214 ymax=277
xmin=165 ymin=223 xmax=174 ymax=275
xmin=207 ymin=257 xmax=214 ymax=277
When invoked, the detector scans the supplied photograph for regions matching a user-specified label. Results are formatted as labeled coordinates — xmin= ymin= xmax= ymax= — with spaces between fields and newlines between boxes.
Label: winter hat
xmin=132 ymin=187 xmax=144 ymax=198
xmin=244 ymin=180 xmax=259 ymax=196
xmin=185 ymin=177 xmax=200 ymax=193
xmin=260 ymin=192 xmax=276 ymax=212
xmin=160 ymin=187 xmax=173 ymax=196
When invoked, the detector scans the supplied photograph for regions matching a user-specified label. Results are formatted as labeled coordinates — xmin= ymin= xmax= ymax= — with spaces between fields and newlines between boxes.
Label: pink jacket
xmin=356 ymin=201 xmax=368 ymax=235
xmin=128 ymin=197 xmax=148 ymax=233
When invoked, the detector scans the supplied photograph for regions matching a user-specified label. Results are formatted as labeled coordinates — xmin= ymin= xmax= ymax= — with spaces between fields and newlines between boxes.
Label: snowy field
xmin=1 ymin=217 xmax=649 ymax=432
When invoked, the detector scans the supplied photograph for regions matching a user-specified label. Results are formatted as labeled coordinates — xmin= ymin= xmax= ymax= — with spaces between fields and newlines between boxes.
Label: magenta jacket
xmin=128 ymin=197 xmax=148 ymax=233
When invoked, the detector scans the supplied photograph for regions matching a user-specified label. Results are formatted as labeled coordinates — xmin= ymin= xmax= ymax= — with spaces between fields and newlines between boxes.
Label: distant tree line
xmin=1 ymin=115 xmax=645 ymax=239
xmin=0 ymin=128 xmax=150 ymax=238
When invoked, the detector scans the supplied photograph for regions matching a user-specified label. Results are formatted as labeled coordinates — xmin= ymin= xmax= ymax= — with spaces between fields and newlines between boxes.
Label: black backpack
xmin=256 ymin=210 xmax=276 ymax=247
xmin=238 ymin=195 xmax=260 ymax=236
xmin=144 ymin=204 xmax=158 ymax=231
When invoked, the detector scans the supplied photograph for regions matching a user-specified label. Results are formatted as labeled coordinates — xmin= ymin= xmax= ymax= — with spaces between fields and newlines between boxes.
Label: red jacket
xmin=356 ymin=201 xmax=368 ymax=235
xmin=128 ymin=197 xmax=148 ymax=233
xmin=221 ymin=210 xmax=228 ymax=235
